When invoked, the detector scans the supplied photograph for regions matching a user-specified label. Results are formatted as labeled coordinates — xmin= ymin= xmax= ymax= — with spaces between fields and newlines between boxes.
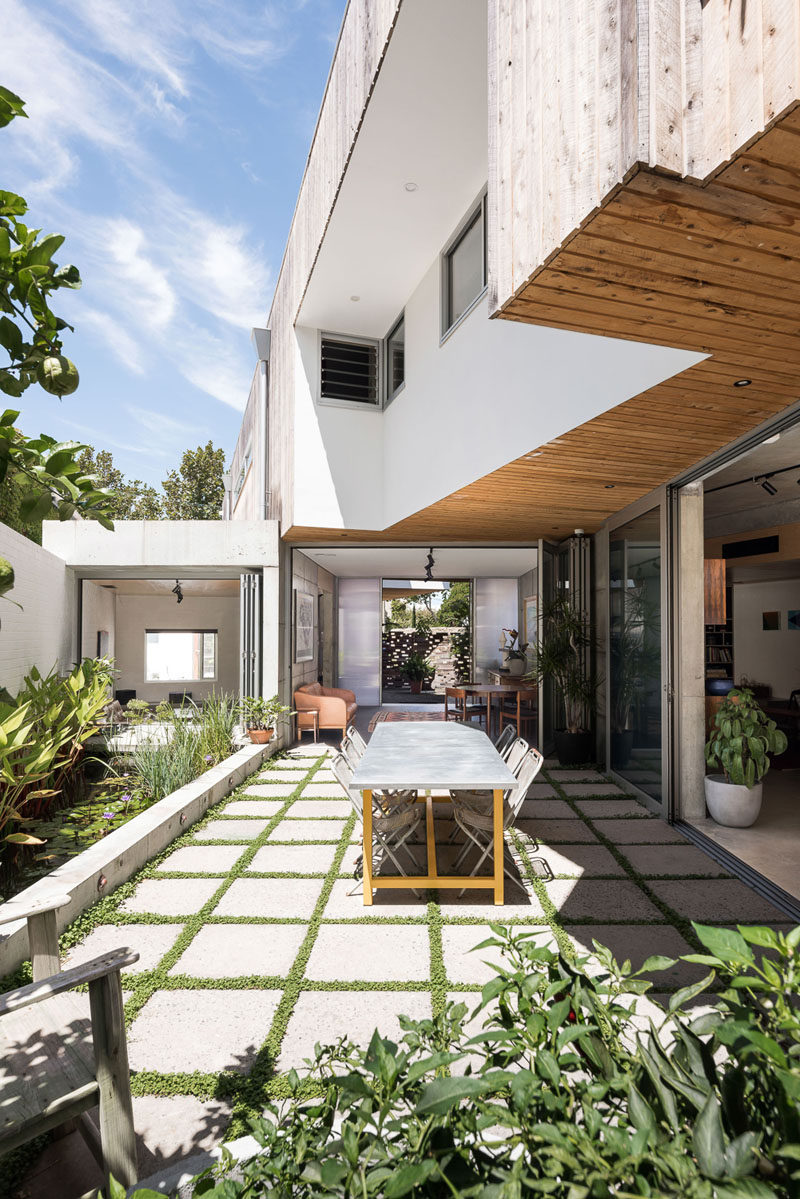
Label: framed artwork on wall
xmin=294 ymin=589 xmax=315 ymax=662
xmin=788 ymin=610 xmax=800 ymax=631
xmin=762 ymin=611 xmax=781 ymax=632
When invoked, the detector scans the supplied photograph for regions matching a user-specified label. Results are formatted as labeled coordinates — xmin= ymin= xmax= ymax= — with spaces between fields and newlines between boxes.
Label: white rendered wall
xmin=113 ymin=594 xmax=240 ymax=703
xmin=0 ymin=523 xmax=72 ymax=695
xmin=733 ymin=580 xmax=800 ymax=700
xmin=292 ymin=258 xmax=703 ymax=532
xmin=81 ymin=580 xmax=116 ymax=663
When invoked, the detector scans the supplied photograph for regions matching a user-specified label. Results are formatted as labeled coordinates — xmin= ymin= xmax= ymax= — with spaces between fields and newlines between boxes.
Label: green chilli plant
xmin=705 ymin=687 xmax=787 ymax=788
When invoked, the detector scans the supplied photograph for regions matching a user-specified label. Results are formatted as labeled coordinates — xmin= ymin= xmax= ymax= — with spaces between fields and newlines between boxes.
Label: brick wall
xmin=0 ymin=523 xmax=72 ymax=695
xmin=383 ymin=627 xmax=470 ymax=692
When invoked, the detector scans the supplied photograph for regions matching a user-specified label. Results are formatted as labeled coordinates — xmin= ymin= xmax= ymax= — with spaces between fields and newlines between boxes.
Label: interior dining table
xmin=461 ymin=683 xmax=534 ymax=738
xmin=350 ymin=721 xmax=518 ymax=906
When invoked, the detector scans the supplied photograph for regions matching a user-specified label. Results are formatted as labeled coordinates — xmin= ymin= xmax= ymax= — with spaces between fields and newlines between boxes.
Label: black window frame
xmin=384 ymin=312 xmax=405 ymax=406
xmin=319 ymin=331 xmax=382 ymax=410
xmin=441 ymin=192 xmax=487 ymax=339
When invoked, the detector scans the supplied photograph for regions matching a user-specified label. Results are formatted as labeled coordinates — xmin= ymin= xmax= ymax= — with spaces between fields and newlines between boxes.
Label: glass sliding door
xmin=537 ymin=540 xmax=559 ymax=753
xmin=608 ymin=495 xmax=670 ymax=810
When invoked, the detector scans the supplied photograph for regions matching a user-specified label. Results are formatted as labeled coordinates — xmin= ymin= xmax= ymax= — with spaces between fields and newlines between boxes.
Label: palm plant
xmin=527 ymin=595 xmax=597 ymax=733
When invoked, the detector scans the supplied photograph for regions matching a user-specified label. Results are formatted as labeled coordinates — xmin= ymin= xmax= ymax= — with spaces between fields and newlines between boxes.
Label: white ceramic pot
xmin=508 ymin=658 xmax=525 ymax=676
xmin=704 ymin=773 xmax=763 ymax=827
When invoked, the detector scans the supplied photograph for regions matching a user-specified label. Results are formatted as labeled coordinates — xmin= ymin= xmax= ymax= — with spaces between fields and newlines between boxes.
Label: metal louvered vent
xmin=320 ymin=336 xmax=378 ymax=404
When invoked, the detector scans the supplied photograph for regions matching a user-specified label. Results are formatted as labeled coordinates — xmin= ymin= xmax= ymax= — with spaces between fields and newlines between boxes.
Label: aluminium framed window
xmin=319 ymin=331 xmax=382 ymax=409
xmin=384 ymin=312 xmax=405 ymax=405
xmin=145 ymin=630 xmax=218 ymax=681
xmin=441 ymin=191 xmax=487 ymax=339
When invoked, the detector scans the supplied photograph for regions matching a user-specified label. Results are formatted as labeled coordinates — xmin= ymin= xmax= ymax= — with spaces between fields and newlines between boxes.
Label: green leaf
xmin=639 ymin=955 xmax=677 ymax=973
xmin=693 ymin=1091 xmax=726 ymax=1179
xmin=692 ymin=924 xmax=754 ymax=964
xmin=737 ymin=926 xmax=779 ymax=950
xmin=384 ymin=1161 xmax=437 ymax=1198
xmin=534 ymin=1048 xmax=560 ymax=1087
xmin=669 ymin=971 xmax=716 ymax=1013
xmin=627 ymin=1082 xmax=656 ymax=1133
xmin=414 ymin=1075 xmax=491 ymax=1115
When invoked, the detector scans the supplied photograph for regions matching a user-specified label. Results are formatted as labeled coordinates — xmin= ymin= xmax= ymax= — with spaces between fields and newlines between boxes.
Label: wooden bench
xmin=0 ymin=894 xmax=139 ymax=1192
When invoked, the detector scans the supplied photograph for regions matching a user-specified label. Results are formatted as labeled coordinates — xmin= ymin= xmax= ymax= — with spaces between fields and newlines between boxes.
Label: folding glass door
xmin=606 ymin=489 xmax=671 ymax=813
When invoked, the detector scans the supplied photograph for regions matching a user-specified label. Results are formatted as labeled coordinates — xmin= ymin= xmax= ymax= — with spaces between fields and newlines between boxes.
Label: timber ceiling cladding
xmin=286 ymin=107 xmax=800 ymax=545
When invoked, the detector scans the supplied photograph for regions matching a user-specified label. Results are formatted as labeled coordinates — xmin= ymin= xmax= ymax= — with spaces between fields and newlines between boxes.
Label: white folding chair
xmin=493 ymin=724 xmax=517 ymax=759
xmin=329 ymin=752 xmax=425 ymax=895
xmin=340 ymin=725 xmax=367 ymax=769
xmin=450 ymin=746 xmax=544 ymax=891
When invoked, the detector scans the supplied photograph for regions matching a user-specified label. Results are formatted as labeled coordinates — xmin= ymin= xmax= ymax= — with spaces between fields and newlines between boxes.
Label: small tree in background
xmin=75 ymin=447 xmax=163 ymax=520
xmin=161 ymin=441 xmax=226 ymax=520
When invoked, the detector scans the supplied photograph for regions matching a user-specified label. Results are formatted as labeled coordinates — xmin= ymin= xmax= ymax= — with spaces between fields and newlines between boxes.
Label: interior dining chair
xmin=498 ymin=688 xmax=538 ymax=740
xmin=445 ymin=686 xmax=487 ymax=728
xmin=329 ymin=751 xmax=425 ymax=895
xmin=450 ymin=746 xmax=544 ymax=892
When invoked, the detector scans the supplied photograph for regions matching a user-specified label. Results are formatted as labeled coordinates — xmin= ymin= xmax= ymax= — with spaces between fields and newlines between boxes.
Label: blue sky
xmin=0 ymin=0 xmax=346 ymax=486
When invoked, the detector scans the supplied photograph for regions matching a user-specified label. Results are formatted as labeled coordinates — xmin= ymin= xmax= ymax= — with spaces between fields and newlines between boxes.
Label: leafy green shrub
xmin=123 ymin=922 xmax=800 ymax=1199
xmin=128 ymin=719 xmax=200 ymax=803
xmin=706 ymin=687 xmax=788 ymax=787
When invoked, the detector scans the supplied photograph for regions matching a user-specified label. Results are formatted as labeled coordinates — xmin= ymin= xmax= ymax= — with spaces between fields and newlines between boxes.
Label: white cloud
xmin=0 ymin=0 xmax=280 ymax=417
xmin=81 ymin=308 xmax=146 ymax=375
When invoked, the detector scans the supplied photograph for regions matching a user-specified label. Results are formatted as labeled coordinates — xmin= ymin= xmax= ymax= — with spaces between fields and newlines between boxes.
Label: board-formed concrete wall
xmin=0 ymin=523 xmax=73 ymax=696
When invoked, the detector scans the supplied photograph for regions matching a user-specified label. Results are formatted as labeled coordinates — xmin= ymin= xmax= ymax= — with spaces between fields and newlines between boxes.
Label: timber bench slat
xmin=0 ymin=992 xmax=97 ymax=1148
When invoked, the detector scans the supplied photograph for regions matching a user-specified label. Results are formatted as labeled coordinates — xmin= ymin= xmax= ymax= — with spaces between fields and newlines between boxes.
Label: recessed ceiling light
xmin=350 ymin=295 xmax=360 ymax=302
xmin=733 ymin=378 xmax=752 ymax=387
xmin=404 ymin=182 xmax=418 ymax=192
xmin=763 ymin=433 xmax=781 ymax=445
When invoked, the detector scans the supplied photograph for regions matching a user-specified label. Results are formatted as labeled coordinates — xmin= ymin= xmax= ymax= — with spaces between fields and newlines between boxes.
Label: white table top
xmin=351 ymin=722 xmax=518 ymax=791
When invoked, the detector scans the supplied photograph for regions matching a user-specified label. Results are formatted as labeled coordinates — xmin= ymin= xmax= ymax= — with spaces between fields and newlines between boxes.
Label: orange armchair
xmin=294 ymin=683 xmax=357 ymax=740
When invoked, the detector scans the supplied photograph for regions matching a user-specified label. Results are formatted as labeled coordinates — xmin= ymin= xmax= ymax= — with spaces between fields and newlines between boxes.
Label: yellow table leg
xmin=493 ymin=788 xmax=504 ymax=906
xmin=425 ymin=796 xmax=437 ymax=879
xmin=362 ymin=790 xmax=373 ymax=906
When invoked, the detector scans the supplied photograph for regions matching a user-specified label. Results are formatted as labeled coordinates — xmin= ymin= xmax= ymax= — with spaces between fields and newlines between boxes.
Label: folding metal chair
xmin=329 ymin=752 xmax=425 ymax=895
xmin=445 ymin=737 xmax=530 ymax=844
xmin=494 ymin=723 xmax=517 ymax=759
xmin=341 ymin=724 xmax=367 ymax=768
xmin=450 ymin=746 xmax=544 ymax=892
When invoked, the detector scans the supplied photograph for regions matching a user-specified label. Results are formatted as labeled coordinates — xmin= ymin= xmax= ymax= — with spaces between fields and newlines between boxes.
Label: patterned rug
xmin=368 ymin=709 xmax=446 ymax=732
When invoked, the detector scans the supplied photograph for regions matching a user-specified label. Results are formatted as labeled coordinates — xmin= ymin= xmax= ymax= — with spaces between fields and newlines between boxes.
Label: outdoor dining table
xmin=350 ymin=721 xmax=518 ymax=907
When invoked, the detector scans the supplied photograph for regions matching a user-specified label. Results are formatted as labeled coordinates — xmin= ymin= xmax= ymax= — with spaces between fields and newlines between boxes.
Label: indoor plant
xmin=704 ymin=685 xmax=787 ymax=826
xmin=499 ymin=627 xmax=528 ymax=676
xmin=401 ymin=652 xmax=434 ymax=695
xmin=239 ymin=695 xmax=294 ymax=744
xmin=527 ymin=595 xmax=597 ymax=765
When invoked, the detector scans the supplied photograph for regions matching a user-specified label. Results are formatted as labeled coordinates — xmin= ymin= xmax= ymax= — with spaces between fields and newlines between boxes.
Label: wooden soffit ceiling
xmin=285 ymin=107 xmax=800 ymax=546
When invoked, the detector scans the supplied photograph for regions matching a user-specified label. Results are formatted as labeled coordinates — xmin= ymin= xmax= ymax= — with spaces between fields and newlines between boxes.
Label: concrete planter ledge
xmin=0 ymin=741 xmax=273 ymax=977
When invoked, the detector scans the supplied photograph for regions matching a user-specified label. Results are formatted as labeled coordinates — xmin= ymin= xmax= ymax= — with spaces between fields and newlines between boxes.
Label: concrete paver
xmin=128 ymin=988 xmax=282 ymax=1073
xmin=170 ymin=922 xmax=307 ymax=978
xmin=155 ymin=844 xmax=244 ymax=873
xmin=280 ymin=990 xmax=432 ymax=1069
xmin=214 ymin=876 xmax=324 ymax=919
xmin=121 ymin=877 xmax=220 ymax=916
xmin=248 ymin=842 xmax=339 ymax=874
xmin=194 ymin=819 xmax=272 ymax=842
xmin=306 ymin=923 xmax=430 ymax=982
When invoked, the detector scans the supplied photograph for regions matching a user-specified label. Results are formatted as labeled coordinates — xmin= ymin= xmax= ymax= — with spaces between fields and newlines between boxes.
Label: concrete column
xmin=676 ymin=483 xmax=707 ymax=820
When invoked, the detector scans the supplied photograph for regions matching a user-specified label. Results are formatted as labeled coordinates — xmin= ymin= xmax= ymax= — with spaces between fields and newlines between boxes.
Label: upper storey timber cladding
xmin=489 ymin=0 xmax=800 ymax=311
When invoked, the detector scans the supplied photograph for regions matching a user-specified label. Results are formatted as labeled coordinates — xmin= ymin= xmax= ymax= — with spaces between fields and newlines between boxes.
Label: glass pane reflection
xmin=609 ymin=508 xmax=663 ymax=805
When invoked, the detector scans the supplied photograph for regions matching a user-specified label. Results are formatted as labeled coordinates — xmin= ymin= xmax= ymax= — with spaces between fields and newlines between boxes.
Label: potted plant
xmin=402 ymin=652 xmax=434 ymax=695
xmin=239 ymin=695 xmax=294 ymax=744
xmin=704 ymin=686 xmax=787 ymax=827
xmin=499 ymin=628 xmax=528 ymax=677
xmin=527 ymin=596 xmax=597 ymax=766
